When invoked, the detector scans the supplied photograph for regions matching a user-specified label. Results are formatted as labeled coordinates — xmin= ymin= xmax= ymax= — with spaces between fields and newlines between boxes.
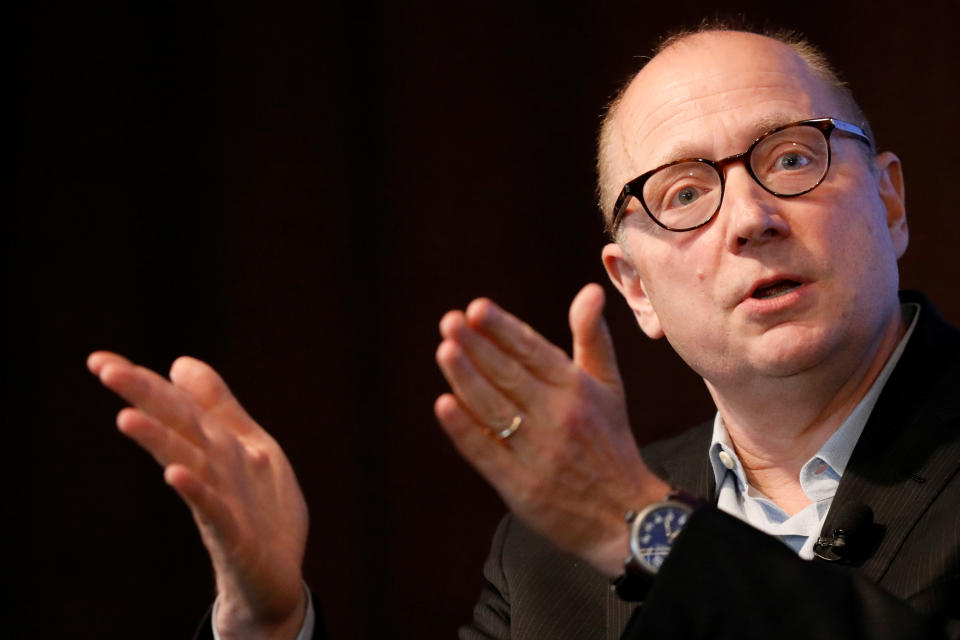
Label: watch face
xmin=629 ymin=502 xmax=692 ymax=573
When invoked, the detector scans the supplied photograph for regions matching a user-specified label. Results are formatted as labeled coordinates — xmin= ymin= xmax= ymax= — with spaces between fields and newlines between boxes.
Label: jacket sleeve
xmin=621 ymin=507 xmax=954 ymax=640
xmin=459 ymin=515 xmax=513 ymax=640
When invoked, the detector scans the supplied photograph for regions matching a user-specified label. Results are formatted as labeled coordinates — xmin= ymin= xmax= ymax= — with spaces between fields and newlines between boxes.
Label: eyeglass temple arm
xmin=832 ymin=119 xmax=873 ymax=147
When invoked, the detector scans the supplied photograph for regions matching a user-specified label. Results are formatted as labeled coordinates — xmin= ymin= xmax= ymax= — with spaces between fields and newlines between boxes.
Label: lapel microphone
xmin=813 ymin=502 xmax=874 ymax=563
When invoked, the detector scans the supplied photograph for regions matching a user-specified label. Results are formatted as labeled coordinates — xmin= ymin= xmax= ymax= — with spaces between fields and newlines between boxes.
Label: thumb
xmin=569 ymin=283 xmax=622 ymax=389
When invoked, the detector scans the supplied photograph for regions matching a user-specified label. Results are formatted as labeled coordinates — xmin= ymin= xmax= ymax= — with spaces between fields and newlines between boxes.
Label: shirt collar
xmin=708 ymin=302 xmax=921 ymax=494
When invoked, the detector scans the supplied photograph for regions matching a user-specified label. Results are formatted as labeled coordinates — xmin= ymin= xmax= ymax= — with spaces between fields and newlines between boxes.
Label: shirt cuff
xmin=211 ymin=583 xmax=315 ymax=640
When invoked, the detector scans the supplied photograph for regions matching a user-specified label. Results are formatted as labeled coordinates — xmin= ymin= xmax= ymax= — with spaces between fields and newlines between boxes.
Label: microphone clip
xmin=813 ymin=530 xmax=852 ymax=563
xmin=813 ymin=502 xmax=878 ymax=565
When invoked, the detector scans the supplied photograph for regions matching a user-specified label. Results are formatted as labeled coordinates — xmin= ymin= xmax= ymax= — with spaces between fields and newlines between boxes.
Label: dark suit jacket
xmin=461 ymin=292 xmax=960 ymax=639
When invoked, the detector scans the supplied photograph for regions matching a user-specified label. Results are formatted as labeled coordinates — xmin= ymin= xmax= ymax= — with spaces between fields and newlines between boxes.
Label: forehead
xmin=612 ymin=32 xmax=844 ymax=178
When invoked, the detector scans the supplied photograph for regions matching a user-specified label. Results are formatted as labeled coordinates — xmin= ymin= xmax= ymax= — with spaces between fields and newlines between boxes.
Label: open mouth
xmin=751 ymin=280 xmax=802 ymax=300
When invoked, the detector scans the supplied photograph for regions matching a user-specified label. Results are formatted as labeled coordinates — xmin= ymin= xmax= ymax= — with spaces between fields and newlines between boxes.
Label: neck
xmin=706 ymin=306 xmax=908 ymax=513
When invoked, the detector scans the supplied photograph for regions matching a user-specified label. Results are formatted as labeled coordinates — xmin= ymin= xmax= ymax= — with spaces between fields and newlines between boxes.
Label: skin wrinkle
xmin=623 ymin=79 xmax=811 ymax=155
xmin=722 ymin=309 xmax=897 ymax=486
xmin=617 ymin=92 xmax=817 ymax=179
xmin=644 ymin=111 xmax=814 ymax=170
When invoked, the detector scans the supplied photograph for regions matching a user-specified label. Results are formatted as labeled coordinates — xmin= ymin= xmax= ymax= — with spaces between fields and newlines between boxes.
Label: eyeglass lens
xmin=632 ymin=124 xmax=830 ymax=231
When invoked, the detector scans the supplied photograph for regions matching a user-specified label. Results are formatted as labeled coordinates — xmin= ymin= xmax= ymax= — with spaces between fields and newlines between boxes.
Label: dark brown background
xmin=9 ymin=1 xmax=960 ymax=637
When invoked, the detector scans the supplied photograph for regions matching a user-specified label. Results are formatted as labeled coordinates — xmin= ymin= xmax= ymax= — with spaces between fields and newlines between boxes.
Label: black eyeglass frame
xmin=608 ymin=117 xmax=874 ymax=235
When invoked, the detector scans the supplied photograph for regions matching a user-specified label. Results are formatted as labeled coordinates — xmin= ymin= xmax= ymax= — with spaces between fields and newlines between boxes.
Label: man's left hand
xmin=434 ymin=283 xmax=670 ymax=577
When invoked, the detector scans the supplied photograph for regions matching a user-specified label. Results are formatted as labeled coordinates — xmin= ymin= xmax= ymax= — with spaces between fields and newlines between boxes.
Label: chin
xmin=745 ymin=325 xmax=840 ymax=379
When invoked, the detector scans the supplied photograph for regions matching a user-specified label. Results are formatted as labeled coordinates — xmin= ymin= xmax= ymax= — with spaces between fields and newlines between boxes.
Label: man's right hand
xmin=87 ymin=352 xmax=309 ymax=639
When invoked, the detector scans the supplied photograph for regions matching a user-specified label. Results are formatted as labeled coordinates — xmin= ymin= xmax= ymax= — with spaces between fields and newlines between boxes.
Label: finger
xmin=116 ymin=407 xmax=207 ymax=472
xmin=434 ymin=393 xmax=520 ymax=490
xmin=164 ymin=463 xmax=240 ymax=560
xmin=88 ymin=350 xmax=126 ymax=376
xmin=464 ymin=299 xmax=570 ymax=384
xmin=569 ymin=284 xmax=623 ymax=389
xmin=93 ymin=355 xmax=207 ymax=447
xmin=440 ymin=311 xmax=543 ymax=408
xmin=169 ymin=356 xmax=260 ymax=437
xmin=436 ymin=339 xmax=524 ymax=431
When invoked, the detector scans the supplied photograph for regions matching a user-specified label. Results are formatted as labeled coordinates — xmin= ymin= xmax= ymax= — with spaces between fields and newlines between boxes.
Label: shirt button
xmin=718 ymin=450 xmax=735 ymax=470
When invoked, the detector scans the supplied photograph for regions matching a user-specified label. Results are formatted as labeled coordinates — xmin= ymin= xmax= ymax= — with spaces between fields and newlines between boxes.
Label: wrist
xmin=589 ymin=476 xmax=673 ymax=578
xmin=214 ymin=587 xmax=308 ymax=640
xmin=587 ymin=473 xmax=673 ymax=577
xmin=590 ymin=528 xmax=632 ymax=578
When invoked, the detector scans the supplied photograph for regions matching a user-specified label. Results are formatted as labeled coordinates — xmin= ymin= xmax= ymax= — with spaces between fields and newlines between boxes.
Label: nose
xmin=721 ymin=165 xmax=791 ymax=253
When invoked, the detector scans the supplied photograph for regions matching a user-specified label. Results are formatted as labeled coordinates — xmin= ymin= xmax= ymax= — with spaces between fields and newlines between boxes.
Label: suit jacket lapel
xmin=660 ymin=435 xmax=716 ymax=500
xmin=824 ymin=292 xmax=960 ymax=582
xmin=641 ymin=421 xmax=717 ymax=500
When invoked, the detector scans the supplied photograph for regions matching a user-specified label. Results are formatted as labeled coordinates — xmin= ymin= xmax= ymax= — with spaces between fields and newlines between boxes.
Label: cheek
xmin=644 ymin=262 xmax=720 ymax=339
xmin=635 ymin=226 xmax=731 ymax=338
xmin=641 ymin=238 xmax=721 ymax=309
xmin=830 ymin=194 xmax=895 ymax=263
xmin=801 ymin=192 xmax=900 ymax=305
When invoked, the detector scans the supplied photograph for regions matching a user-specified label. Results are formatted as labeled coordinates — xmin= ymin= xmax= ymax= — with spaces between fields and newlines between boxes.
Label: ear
xmin=875 ymin=151 xmax=908 ymax=259
xmin=601 ymin=242 xmax=664 ymax=339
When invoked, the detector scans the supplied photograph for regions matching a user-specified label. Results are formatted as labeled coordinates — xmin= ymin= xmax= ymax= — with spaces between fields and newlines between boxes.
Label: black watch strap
xmin=611 ymin=566 xmax=654 ymax=602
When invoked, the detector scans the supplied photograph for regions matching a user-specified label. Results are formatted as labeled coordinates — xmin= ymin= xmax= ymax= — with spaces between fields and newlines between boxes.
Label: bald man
xmin=437 ymin=28 xmax=959 ymax=640
xmin=89 ymin=25 xmax=960 ymax=640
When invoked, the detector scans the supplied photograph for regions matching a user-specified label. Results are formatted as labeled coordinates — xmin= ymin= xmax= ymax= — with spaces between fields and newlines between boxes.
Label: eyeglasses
xmin=608 ymin=118 xmax=873 ymax=235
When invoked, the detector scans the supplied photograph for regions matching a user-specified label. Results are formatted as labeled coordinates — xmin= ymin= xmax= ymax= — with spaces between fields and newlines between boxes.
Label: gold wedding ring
xmin=496 ymin=414 xmax=522 ymax=440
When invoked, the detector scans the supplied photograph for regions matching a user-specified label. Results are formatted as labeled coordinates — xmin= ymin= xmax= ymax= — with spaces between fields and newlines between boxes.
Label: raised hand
xmin=434 ymin=283 xmax=670 ymax=577
xmin=87 ymin=352 xmax=308 ymax=639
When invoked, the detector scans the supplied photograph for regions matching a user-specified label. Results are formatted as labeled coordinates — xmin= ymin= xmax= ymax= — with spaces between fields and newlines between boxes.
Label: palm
xmin=89 ymin=352 xmax=309 ymax=636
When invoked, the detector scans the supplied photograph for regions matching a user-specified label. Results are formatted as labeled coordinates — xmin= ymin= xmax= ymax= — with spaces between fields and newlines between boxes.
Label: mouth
xmin=749 ymin=279 xmax=803 ymax=300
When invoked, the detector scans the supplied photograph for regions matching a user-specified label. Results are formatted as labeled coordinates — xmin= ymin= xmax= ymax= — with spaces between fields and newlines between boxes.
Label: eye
xmin=674 ymin=186 xmax=702 ymax=206
xmin=643 ymin=161 xmax=719 ymax=225
xmin=759 ymin=139 xmax=819 ymax=174
xmin=776 ymin=151 xmax=811 ymax=171
xmin=660 ymin=181 xmax=712 ymax=211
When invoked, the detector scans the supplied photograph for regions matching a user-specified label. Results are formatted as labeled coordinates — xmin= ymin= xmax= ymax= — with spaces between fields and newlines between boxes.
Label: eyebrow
xmin=647 ymin=112 xmax=806 ymax=169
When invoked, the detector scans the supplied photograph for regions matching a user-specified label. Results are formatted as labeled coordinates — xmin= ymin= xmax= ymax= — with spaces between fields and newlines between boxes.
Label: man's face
xmin=602 ymin=32 xmax=908 ymax=388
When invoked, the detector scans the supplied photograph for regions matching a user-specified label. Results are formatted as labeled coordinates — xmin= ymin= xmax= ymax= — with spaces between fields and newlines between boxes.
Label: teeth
xmin=753 ymin=281 xmax=800 ymax=299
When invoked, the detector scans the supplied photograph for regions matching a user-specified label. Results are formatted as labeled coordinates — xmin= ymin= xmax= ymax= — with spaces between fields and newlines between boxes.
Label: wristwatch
xmin=611 ymin=490 xmax=704 ymax=601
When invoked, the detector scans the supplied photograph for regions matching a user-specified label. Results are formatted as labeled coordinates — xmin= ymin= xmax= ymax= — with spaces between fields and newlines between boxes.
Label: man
xmin=435 ymin=28 xmax=958 ymax=639
xmin=88 ymin=26 xmax=959 ymax=639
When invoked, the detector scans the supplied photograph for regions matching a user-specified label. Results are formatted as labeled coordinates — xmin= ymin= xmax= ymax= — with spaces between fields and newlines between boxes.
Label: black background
xmin=9 ymin=1 xmax=960 ymax=637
